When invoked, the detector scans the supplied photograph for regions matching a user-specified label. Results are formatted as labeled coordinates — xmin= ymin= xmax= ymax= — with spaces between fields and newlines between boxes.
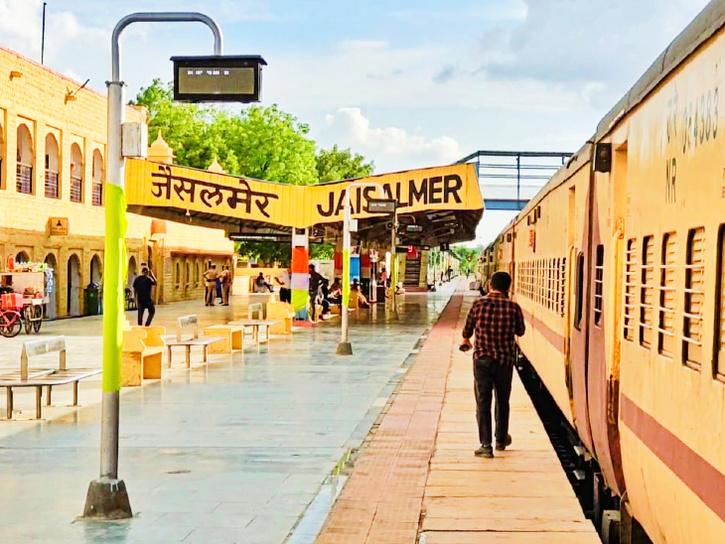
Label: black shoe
xmin=495 ymin=434 xmax=512 ymax=451
xmin=474 ymin=445 xmax=494 ymax=458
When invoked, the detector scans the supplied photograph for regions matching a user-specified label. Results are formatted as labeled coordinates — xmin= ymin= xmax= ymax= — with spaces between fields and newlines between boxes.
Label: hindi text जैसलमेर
xmin=150 ymin=164 xmax=279 ymax=218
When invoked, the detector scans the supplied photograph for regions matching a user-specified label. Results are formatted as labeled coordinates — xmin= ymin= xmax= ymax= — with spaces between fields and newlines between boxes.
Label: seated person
xmin=351 ymin=279 xmax=370 ymax=309
xmin=328 ymin=278 xmax=342 ymax=305
xmin=253 ymin=272 xmax=273 ymax=293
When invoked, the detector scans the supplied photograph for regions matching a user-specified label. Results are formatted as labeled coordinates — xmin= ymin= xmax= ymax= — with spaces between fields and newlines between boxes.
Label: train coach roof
xmin=596 ymin=0 xmax=725 ymax=138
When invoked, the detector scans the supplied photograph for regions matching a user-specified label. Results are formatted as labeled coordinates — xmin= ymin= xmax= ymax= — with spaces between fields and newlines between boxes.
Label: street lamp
xmin=336 ymin=182 xmax=384 ymax=356
xmin=83 ymin=12 xmax=223 ymax=520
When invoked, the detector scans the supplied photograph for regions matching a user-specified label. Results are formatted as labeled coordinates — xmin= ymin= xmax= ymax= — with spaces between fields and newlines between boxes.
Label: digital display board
xmin=171 ymin=55 xmax=267 ymax=103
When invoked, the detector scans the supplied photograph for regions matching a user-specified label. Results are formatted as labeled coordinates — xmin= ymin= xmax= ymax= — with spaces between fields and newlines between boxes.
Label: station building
xmin=0 ymin=47 xmax=234 ymax=318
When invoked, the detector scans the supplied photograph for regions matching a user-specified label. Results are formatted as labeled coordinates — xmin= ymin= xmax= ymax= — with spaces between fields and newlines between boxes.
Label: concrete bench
xmin=0 ymin=337 xmax=100 ymax=420
xmin=165 ymin=315 xmax=224 ymax=368
xmin=121 ymin=326 xmax=165 ymax=386
xmin=248 ymin=302 xmax=264 ymax=320
xmin=203 ymin=324 xmax=244 ymax=354
xmin=228 ymin=319 xmax=278 ymax=348
xmin=266 ymin=301 xmax=295 ymax=334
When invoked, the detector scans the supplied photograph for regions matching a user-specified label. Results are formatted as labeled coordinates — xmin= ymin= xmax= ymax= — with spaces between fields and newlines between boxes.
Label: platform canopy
xmin=125 ymin=159 xmax=484 ymax=247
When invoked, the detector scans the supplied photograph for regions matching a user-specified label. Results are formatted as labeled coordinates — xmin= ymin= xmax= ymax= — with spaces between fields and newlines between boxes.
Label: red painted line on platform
xmin=316 ymin=294 xmax=464 ymax=544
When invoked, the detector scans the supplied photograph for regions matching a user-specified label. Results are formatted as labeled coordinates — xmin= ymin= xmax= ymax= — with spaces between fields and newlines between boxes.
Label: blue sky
xmin=0 ymin=0 xmax=711 ymax=243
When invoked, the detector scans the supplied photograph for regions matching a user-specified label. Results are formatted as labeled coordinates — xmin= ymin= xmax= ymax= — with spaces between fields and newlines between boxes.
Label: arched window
xmin=90 ymin=254 xmax=102 ymax=285
xmin=16 ymin=124 xmax=33 ymax=194
xmin=175 ymin=261 xmax=181 ymax=290
xmin=15 ymin=251 xmax=30 ymax=264
xmin=92 ymin=149 xmax=103 ymax=206
xmin=44 ymin=133 xmax=60 ymax=199
xmin=70 ymin=143 xmax=84 ymax=203
xmin=185 ymin=260 xmax=191 ymax=291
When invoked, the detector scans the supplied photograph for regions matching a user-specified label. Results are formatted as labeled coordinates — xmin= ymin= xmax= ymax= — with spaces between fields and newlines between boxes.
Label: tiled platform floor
xmin=316 ymin=293 xmax=600 ymax=544
xmin=0 ymin=288 xmax=454 ymax=543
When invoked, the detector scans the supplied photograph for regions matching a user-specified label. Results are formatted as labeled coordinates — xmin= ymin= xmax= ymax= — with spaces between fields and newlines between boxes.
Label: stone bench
xmin=121 ymin=326 xmax=165 ymax=387
xmin=0 ymin=337 xmax=100 ymax=420
xmin=203 ymin=324 xmax=244 ymax=354
xmin=165 ymin=315 xmax=224 ymax=368
xmin=266 ymin=301 xmax=295 ymax=334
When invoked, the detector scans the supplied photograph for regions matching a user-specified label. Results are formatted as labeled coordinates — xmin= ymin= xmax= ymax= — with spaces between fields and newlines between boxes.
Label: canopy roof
xmin=125 ymin=159 xmax=484 ymax=247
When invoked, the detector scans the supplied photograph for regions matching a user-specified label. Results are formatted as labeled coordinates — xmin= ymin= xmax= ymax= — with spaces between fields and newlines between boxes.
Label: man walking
xmin=132 ymin=267 xmax=157 ymax=326
xmin=460 ymin=271 xmax=525 ymax=458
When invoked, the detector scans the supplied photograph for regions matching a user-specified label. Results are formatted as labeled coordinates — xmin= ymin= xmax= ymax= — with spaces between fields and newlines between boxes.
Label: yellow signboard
xmin=48 ymin=217 xmax=69 ymax=236
xmin=125 ymin=159 xmax=482 ymax=229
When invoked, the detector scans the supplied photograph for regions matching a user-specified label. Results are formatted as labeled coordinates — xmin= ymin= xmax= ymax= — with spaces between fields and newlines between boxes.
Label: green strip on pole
xmin=102 ymin=183 xmax=127 ymax=393
xmin=342 ymin=247 xmax=351 ymax=307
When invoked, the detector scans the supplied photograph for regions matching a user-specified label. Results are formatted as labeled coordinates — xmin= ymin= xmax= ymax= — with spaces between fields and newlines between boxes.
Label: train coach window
xmin=559 ymin=257 xmax=566 ymax=316
xmin=683 ymin=227 xmax=705 ymax=369
xmin=594 ymin=245 xmax=604 ymax=326
xmin=715 ymin=225 xmax=725 ymax=382
xmin=575 ymin=252 xmax=584 ymax=330
xmin=623 ymin=239 xmax=637 ymax=341
xmin=639 ymin=236 xmax=655 ymax=348
xmin=658 ymin=233 xmax=677 ymax=357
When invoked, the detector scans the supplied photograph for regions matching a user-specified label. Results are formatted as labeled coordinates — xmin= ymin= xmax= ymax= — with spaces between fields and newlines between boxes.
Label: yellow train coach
xmin=486 ymin=2 xmax=725 ymax=543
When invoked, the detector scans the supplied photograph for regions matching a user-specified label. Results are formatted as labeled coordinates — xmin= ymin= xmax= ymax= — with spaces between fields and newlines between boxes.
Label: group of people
xmin=202 ymin=264 xmax=233 ymax=307
xmin=132 ymin=263 xmax=233 ymax=327
xmin=308 ymin=264 xmax=371 ymax=320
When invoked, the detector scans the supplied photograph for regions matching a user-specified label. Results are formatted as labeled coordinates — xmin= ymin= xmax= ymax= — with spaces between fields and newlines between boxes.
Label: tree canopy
xmin=133 ymin=80 xmax=374 ymax=264
xmin=450 ymin=246 xmax=481 ymax=277
xmin=316 ymin=145 xmax=374 ymax=182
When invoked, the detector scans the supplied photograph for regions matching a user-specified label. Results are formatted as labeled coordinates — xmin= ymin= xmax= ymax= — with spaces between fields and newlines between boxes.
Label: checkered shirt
xmin=462 ymin=291 xmax=525 ymax=364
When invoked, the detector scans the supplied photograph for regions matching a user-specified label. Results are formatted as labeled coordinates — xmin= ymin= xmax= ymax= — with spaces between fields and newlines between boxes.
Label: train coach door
xmin=568 ymin=179 xmax=595 ymax=454
xmin=585 ymin=142 xmax=627 ymax=498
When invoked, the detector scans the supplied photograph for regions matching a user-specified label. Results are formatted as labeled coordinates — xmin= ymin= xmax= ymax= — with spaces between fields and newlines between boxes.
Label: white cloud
xmin=321 ymin=107 xmax=462 ymax=171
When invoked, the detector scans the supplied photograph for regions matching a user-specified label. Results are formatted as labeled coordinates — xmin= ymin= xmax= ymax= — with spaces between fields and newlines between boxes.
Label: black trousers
xmin=473 ymin=358 xmax=514 ymax=446
xmin=137 ymin=299 xmax=155 ymax=326
xmin=279 ymin=287 xmax=291 ymax=304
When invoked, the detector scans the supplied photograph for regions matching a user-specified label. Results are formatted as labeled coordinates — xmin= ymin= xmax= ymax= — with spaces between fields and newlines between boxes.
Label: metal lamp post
xmin=83 ymin=12 xmax=223 ymax=520
xmin=336 ymin=182 xmax=383 ymax=356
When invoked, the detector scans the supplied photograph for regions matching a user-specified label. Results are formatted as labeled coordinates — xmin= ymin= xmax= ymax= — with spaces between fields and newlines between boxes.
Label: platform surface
xmin=316 ymin=293 xmax=599 ymax=543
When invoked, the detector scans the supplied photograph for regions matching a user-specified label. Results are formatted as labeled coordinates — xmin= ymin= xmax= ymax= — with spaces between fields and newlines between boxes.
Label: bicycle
xmin=0 ymin=308 xmax=23 ymax=338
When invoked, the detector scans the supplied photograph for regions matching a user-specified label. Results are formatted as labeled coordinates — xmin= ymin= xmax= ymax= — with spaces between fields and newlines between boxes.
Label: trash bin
xmin=85 ymin=283 xmax=101 ymax=316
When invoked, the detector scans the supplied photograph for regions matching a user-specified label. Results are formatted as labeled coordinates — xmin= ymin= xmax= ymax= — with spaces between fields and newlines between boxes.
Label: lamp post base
xmin=336 ymin=342 xmax=353 ymax=356
xmin=82 ymin=478 xmax=132 ymax=520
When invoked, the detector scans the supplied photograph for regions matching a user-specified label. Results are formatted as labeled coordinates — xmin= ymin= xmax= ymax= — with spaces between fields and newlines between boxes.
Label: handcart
xmin=0 ymin=272 xmax=48 ymax=334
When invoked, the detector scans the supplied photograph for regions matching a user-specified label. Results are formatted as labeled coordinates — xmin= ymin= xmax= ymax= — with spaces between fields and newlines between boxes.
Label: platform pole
xmin=83 ymin=11 xmax=223 ymax=520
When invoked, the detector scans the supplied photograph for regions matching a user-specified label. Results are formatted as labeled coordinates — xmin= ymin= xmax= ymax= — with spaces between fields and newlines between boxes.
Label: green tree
xmin=134 ymin=81 xmax=374 ymax=263
xmin=450 ymin=246 xmax=481 ymax=277
xmin=134 ymin=81 xmax=318 ymax=184
xmin=316 ymin=145 xmax=374 ymax=182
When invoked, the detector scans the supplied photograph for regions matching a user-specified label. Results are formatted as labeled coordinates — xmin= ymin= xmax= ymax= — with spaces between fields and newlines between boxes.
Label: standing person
xmin=275 ymin=268 xmax=291 ymax=303
xmin=460 ymin=271 xmax=525 ymax=458
xmin=308 ymin=264 xmax=329 ymax=320
xmin=132 ymin=267 xmax=157 ymax=326
xmin=379 ymin=266 xmax=388 ymax=288
xmin=203 ymin=265 xmax=218 ymax=306
xmin=221 ymin=265 xmax=232 ymax=306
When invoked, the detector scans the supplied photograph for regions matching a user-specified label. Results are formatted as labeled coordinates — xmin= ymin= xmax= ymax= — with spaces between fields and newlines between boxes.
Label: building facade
xmin=0 ymin=47 xmax=234 ymax=318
